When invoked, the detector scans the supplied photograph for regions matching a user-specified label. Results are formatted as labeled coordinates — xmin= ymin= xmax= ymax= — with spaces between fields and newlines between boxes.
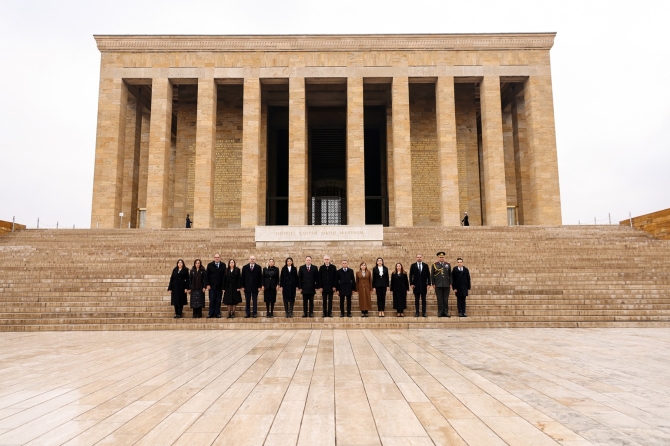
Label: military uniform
xmin=431 ymin=253 xmax=452 ymax=317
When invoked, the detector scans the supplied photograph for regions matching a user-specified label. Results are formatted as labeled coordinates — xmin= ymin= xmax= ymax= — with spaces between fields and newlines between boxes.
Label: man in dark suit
xmin=205 ymin=253 xmax=225 ymax=318
xmin=240 ymin=255 xmax=263 ymax=318
xmin=336 ymin=260 xmax=356 ymax=317
xmin=452 ymin=257 xmax=471 ymax=317
xmin=298 ymin=256 xmax=319 ymax=318
xmin=319 ymin=255 xmax=338 ymax=318
xmin=431 ymin=252 xmax=452 ymax=318
xmin=409 ymin=254 xmax=431 ymax=317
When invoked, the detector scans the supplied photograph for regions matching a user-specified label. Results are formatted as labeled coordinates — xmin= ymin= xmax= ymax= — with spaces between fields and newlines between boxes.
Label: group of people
xmin=168 ymin=252 xmax=472 ymax=319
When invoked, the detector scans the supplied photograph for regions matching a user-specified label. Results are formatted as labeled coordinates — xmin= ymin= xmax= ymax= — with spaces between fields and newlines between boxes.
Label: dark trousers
xmin=376 ymin=287 xmax=387 ymax=311
xmin=192 ymin=307 xmax=202 ymax=318
xmin=436 ymin=287 xmax=450 ymax=316
xmin=245 ymin=291 xmax=258 ymax=316
xmin=208 ymin=289 xmax=222 ymax=317
xmin=303 ymin=294 xmax=314 ymax=315
xmin=340 ymin=294 xmax=352 ymax=315
xmin=414 ymin=291 xmax=427 ymax=315
xmin=457 ymin=294 xmax=467 ymax=315
xmin=322 ymin=292 xmax=334 ymax=316
xmin=174 ymin=305 xmax=183 ymax=316
xmin=283 ymin=300 xmax=294 ymax=316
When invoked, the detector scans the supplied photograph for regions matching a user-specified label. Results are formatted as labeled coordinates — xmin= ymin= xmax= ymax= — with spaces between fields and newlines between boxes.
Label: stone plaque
xmin=255 ymin=225 xmax=383 ymax=242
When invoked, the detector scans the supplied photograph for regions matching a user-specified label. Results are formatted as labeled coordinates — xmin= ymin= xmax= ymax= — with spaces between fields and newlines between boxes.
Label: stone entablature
xmin=90 ymin=33 xmax=562 ymax=230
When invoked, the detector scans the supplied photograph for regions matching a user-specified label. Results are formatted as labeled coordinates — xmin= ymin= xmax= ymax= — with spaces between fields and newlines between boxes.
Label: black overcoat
xmin=189 ymin=267 xmax=206 ymax=308
xmin=240 ymin=263 xmax=263 ymax=292
xmin=223 ymin=267 xmax=242 ymax=305
xmin=409 ymin=262 xmax=432 ymax=294
xmin=372 ymin=265 xmax=390 ymax=288
xmin=336 ymin=268 xmax=356 ymax=295
xmin=318 ymin=264 xmax=338 ymax=292
xmin=390 ymin=272 xmax=409 ymax=311
xmin=263 ymin=266 xmax=280 ymax=303
xmin=298 ymin=265 xmax=320 ymax=294
xmin=280 ymin=266 xmax=299 ymax=302
xmin=168 ymin=267 xmax=189 ymax=306
xmin=452 ymin=266 xmax=471 ymax=297
xmin=205 ymin=261 xmax=226 ymax=291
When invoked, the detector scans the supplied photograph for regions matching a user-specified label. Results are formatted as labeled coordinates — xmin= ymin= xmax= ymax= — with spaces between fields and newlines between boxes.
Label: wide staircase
xmin=0 ymin=226 xmax=669 ymax=331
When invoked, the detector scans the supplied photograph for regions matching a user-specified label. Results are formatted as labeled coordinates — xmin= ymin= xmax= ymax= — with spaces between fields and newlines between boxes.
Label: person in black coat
xmin=205 ymin=254 xmax=225 ymax=318
xmin=185 ymin=214 xmax=192 ymax=228
xmin=336 ymin=260 xmax=356 ymax=317
xmin=390 ymin=262 xmax=410 ymax=317
xmin=372 ymin=257 xmax=390 ymax=317
xmin=189 ymin=259 xmax=206 ymax=318
xmin=280 ymin=257 xmax=298 ymax=318
xmin=409 ymin=254 xmax=432 ymax=317
xmin=240 ymin=255 xmax=263 ymax=318
xmin=318 ymin=255 xmax=338 ymax=318
xmin=298 ymin=256 xmax=320 ymax=318
xmin=452 ymin=257 xmax=471 ymax=317
xmin=223 ymin=260 xmax=242 ymax=318
xmin=168 ymin=259 xmax=190 ymax=318
xmin=262 ymin=259 xmax=280 ymax=318
xmin=462 ymin=212 xmax=469 ymax=226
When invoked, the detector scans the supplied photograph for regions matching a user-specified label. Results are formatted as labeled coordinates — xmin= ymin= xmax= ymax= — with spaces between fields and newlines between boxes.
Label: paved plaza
xmin=0 ymin=328 xmax=669 ymax=445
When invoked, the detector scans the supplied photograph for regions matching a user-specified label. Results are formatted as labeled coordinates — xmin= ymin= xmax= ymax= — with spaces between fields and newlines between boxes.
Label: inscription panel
xmin=256 ymin=225 xmax=383 ymax=242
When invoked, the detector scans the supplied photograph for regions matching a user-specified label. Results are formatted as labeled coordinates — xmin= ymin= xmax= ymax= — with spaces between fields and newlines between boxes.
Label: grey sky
xmin=1 ymin=0 xmax=668 ymax=228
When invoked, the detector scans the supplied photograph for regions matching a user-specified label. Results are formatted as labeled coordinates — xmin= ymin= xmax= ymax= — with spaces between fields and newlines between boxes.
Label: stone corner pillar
xmin=146 ymin=78 xmax=173 ymax=229
xmin=194 ymin=78 xmax=217 ymax=228
xmin=241 ymin=77 xmax=262 ymax=228
xmin=347 ymin=77 xmax=365 ymax=226
xmin=524 ymin=75 xmax=562 ymax=225
xmin=435 ymin=76 xmax=461 ymax=226
xmin=479 ymin=75 xmax=508 ymax=226
xmin=91 ymin=78 xmax=128 ymax=229
xmin=392 ymin=76 xmax=413 ymax=227
xmin=289 ymin=77 xmax=307 ymax=226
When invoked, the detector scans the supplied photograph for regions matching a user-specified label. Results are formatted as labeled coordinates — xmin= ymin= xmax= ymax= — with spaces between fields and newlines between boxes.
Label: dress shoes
xmin=341 ymin=313 xmax=345 ymax=318
xmin=207 ymin=315 xmax=212 ymax=318
xmin=244 ymin=315 xmax=251 ymax=318
xmin=415 ymin=312 xmax=419 ymax=317
xmin=216 ymin=315 xmax=221 ymax=318
xmin=422 ymin=313 xmax=427 ymax=318
xmin=309 ymin=313 xmax=313 ymax=318
xmin=462 ymin=313 xmax=467 ymax=317
xmin=227 ymin=314 xmax=232 ymax=319
xmin=174 ymin=315 xmax=179 ymax=319
xmin=347 ymin=313 xmax=352 ymax=318
xmin=252 ymin=314 xmax=257 ymax=318
xmin=302 ymin=314 xmax=308 ymax=318
xmin=231 ymin=314 xmax=235 ymax=319
xmin=445 ymin=314 xmax=451 ymax=318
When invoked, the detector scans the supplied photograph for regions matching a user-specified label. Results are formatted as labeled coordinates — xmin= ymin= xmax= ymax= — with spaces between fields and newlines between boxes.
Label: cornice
xmin=94 ymin=33 xmax=556 ymax=53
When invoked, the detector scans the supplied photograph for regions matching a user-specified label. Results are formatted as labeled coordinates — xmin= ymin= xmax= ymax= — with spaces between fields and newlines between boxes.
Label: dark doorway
xmin=266 ymin=106 xmax=289 ymax=225
xmin=364 ymin=106 xmax=389 ymax=225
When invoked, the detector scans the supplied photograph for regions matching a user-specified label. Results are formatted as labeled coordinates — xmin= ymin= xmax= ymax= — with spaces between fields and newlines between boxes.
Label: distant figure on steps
xmin=185 ymin=214 xmax=192 ymax=228
xmin=461 ymin=212 xmax=469 ymax=226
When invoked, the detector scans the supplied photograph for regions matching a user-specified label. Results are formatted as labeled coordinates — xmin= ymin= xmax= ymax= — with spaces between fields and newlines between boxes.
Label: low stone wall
xmin=620 ymin=208 xmax=670 ymax=240
xmin=0 ymin=220 xmax=26 ymax=236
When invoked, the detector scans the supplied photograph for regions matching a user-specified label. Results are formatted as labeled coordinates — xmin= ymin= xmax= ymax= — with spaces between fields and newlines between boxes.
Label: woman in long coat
xmin=372 ymin=257 xmax=390 ymax=318
xmin=168 ymin=259 xmax=190 ymax=318
xmin=189 ymin=259 xmax=206 ymax=318
xmin=356 ymin=262 xmax=373 ymax=317
xmin=263 ymin=259 xmax=280 ymax=318
xmin=280 ymin=257 xmax=298 ymax=318
xmin=390 ymin=262 xmax=409 ymax=317
xmin=223 ymin=259 xmax=242 ymax=318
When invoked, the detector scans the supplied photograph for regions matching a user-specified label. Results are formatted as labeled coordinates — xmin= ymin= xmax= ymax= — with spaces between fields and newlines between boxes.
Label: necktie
xmin=251 ymin=265 xmax=254 ymax=271
xmin=308 ymin=266 xmax=310 ymax=272
xmin=216 ymin=263 xmax=219 ymax=268
xmin=344 ymin=268 xmax=347 ymax=272
xmin=419 ymin=263 xmax=422 ymax=272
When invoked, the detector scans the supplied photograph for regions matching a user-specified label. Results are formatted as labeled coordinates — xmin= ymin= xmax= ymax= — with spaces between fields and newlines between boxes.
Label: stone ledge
xmin=94 ymin=33 xmax=556 ymax=53
xmin=255 ymin=225 xmax=384 ymax=242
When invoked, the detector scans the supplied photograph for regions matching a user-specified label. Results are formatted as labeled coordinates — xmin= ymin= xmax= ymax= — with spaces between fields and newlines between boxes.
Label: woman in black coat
xmin=262 ymin=259 xmax=280 ymax=318
xmin=168 ymin=259 xmax=190 ymax=318
xmin=373 ymin=257 xmax=390 ymax=318
xmin=390 ymin=262 xmax=409 ymax=317
xmin=280 ymin=257 xmax=298 ymax=318
xmin=223 ymin=259 xmax=242 ymax=318
xmin=189 ymin=259 xmax=206 ymax=318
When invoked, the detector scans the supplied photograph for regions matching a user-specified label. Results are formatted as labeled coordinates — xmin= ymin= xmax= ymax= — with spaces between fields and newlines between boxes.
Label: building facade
xmin=91 ymin=34 xmax=562 ymax=229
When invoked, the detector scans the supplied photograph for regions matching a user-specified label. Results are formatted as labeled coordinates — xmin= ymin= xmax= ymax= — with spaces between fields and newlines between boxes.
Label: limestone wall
xmin=621 ymin=209 xmax=670 ymax=240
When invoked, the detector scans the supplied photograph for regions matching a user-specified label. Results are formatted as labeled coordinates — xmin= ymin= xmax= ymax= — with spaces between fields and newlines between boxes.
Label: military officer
xmin=431 ymin=252 xmax=452 ymax=317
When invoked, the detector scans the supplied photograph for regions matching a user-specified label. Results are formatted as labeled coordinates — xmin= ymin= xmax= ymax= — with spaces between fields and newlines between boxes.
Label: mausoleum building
xmin=91 ymin=33 xmax=562 ymax=229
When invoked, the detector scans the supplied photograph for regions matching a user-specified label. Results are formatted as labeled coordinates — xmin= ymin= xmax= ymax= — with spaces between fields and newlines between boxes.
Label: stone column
xmin=121 ymin=94 xmax=142 ymax=228
xmin=392 ymin=76 xmax=413 ymax=227
xmin=241 ymin=78 xmax=262 ymax=228
xmin=512 ymin=95 xmax=530 ymax=225
xmin=347 ymin=77 xmax=365 ymax=225
xmin=289 ymin=77 xmax=307 ymax=225
xmin=145 ymin=78 xmax=173 ymax=228
xmin=524 ymin=75 xmax=562 ymax=225
xmin=479 ymin=76 xmax=508 ymax=226
xmin=91 ymin=78 xmax=128 ymax=229
xmin=435 ymin=77 xmax=460 ymax=226
xmin=194 ymin=78 xmax=217 ymax=228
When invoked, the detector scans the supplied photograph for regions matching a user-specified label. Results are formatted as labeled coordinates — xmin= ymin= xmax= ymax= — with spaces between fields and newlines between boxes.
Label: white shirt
xmin=378 ymin=266 xmax=383 ymax=276
xmin=287 ymin=266 xmax=292 ymax=272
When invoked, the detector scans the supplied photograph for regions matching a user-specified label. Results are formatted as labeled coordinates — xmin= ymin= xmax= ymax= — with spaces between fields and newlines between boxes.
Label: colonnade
xmin=91 ymin=75 xmax=561 ymax=229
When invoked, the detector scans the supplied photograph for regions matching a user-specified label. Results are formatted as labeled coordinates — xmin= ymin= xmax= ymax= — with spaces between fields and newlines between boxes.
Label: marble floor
xmin=0 ymin=329 xmax=669 ymax=446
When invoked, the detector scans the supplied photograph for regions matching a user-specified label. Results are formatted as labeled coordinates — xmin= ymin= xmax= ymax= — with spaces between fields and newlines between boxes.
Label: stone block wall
xmin=621 ymin=208 xmax=670 ymax=240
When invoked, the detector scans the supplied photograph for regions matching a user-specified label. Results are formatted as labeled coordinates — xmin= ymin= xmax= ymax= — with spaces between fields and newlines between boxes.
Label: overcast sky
xmin=1 ymin=0 xmax=668 ymax=228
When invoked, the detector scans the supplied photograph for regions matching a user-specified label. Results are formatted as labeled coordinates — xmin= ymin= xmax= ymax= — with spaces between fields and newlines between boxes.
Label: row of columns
xmin=91 ymin=75 xmax=560 ymax=229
